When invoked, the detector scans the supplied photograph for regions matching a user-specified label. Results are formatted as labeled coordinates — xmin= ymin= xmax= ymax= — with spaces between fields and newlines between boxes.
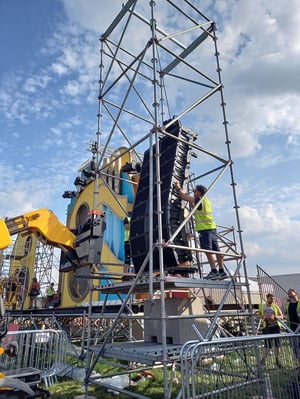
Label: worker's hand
xmin=174 ymin=182 xmax=181 ymax=191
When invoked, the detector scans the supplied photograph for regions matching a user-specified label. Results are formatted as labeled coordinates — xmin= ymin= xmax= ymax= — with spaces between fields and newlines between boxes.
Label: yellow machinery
xmin=0 ymin=208 xmax=75 ymax=252
xmin=0 ymin=208 xmax=107 ymax=309
xmin=0 ymin=147 xmax=140 ymax=309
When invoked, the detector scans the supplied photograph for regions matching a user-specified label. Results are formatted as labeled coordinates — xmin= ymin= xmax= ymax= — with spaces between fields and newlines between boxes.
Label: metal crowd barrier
xmin=0 ymin=328 xmax=67 ymax=387
xmin=180 ymin=333 xmax=300 ymax=399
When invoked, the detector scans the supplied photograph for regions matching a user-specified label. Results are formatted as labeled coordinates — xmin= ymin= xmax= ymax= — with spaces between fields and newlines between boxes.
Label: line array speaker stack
xmin=130 ymin=119 xmax=197 ymax=274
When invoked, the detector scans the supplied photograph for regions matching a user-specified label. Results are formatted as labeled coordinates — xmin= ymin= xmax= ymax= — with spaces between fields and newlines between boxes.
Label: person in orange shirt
xmin=29 ymin=277 xmax=40 ymax=309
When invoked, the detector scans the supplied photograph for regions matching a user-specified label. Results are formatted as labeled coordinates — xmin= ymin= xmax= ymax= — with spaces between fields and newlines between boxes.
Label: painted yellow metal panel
xmin=60 ymin=177 xmax=129 ymax=307
xmin=60 ymin=242 xmax=123 ymax=307
xmin=68 ymin=179 xmax=128 ymax=228
xmin=0 ymin=220 xmax=12 ymax=250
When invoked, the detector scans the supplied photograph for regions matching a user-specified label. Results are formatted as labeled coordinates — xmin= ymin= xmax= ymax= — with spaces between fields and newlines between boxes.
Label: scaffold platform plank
xmin=90 ymin=341 xmax=182 ymax=365
xmin=98 ymin=276 xmax=243 ymax=294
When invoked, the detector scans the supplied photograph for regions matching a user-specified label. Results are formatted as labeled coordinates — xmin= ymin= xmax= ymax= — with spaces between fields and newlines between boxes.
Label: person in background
xmin=29 ymin=277 xmax=40 ymax=309
xmin=53 ymin=290 xmax=61 ymax=308
xmin=6 ymin=268 xmax=19 ymax=304
xmin=122 ymin=217 xmax=134 ymax=281
xmin=175 ymin=182 xmax=226 ymax=280
xmin=284 ymin=288 xmax=300 ymax=373
xmin=17 ymin=267 xmax=27 ymax=308
xmin=46 ymin=282 xmax=55 ymax=307
xmin=258 ymin=293 xmax=284 ymax=368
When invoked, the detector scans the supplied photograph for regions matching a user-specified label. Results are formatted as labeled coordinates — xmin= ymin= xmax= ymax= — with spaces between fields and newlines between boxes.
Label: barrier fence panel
xmin=1 ymin=328 xmax=67 ymax=386
xmin=180 ymin=333 xmax=300 ymax=399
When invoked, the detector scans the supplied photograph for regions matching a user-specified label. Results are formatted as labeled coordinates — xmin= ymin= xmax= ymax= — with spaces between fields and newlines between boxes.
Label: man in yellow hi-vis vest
xmin=46 ymin=282 xmax=55 ymax=307
xmin=285 ymin=288 xmax=300 ymax=373
xmin=258 ymin=293 xmax=284 ymax=368
xmin=175 ymin=182 xmax=226 ymax=280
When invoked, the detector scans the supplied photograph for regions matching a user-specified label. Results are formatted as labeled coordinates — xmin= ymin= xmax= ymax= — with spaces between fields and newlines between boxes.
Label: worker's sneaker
xmin=122 ymin=275 xmax=135 ymax=282
xmin=218 ymin=271 xmax=228 ymax=280
xmin=204 ymin=271 xmax=219 ymax=280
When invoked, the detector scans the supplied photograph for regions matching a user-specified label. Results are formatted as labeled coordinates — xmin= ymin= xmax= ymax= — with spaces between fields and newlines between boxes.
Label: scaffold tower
xmin=0 ymin=235 xmax=59 ymax=309
xmin=81 ymin=1 xmax=256 ymax=398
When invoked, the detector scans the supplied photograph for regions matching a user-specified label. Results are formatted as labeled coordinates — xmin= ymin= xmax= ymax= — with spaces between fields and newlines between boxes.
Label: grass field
xmin=48 ymin=373 xmax=181 ymax=399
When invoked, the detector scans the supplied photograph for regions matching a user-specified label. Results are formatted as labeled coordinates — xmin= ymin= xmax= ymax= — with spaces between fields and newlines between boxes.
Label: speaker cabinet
xmin=59 ymin=213 xmax=106 ymax=272
xmin=130 ymin=119 xmax=196 ymax=273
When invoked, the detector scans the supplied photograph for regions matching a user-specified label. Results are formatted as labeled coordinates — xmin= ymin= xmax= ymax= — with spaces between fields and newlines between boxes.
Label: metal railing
xmin=1 ymin=328 xmax=67 ymax=387
xmin=257 ymin=265 xmax=288 ymax=312
xmin=180 ymin=333 xmax=300 ymax=398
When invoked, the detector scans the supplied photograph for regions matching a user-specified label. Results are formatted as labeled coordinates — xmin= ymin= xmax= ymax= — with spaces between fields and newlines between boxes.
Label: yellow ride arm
xmin=0 ymin=208 xmax=75 ymax=251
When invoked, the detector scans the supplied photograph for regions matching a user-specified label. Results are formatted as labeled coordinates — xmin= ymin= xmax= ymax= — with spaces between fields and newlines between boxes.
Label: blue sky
xmin=1 ymin=0 xmax=300 ymax=278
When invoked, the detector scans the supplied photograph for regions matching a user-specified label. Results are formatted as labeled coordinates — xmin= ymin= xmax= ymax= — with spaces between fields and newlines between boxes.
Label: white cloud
xmin=63 ymin=80 xmax=81 ymax=97
xmin=23 ymin=75 xmax=51 ymax=93
xmin=62 ymin=0 xmax=124 ymax=33
xmin=51 ymin=62 xmax=69 ymax=76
